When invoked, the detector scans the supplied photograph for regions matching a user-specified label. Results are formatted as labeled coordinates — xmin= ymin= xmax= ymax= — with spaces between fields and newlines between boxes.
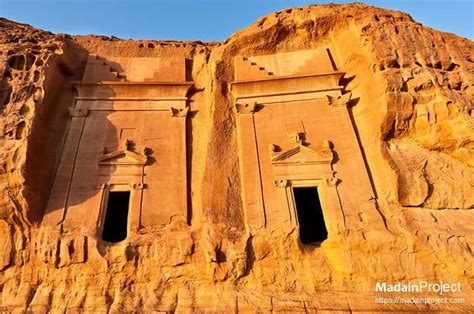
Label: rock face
xmin=0 ymin=3 xmax=473 ymax=312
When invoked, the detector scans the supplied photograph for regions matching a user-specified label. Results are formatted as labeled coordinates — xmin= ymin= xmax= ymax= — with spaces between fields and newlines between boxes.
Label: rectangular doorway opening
xmin=102 ymin=191 xmax=130 ymax=243
xmin=293 ymin=187 xmax=328 ymax=244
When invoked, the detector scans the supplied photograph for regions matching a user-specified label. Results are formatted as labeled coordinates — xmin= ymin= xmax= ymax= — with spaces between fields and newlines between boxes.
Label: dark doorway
xmin=102 ymin=191 xmax=130 ymax=243
xmin=293 ymin=187 xmax=328 ymax=244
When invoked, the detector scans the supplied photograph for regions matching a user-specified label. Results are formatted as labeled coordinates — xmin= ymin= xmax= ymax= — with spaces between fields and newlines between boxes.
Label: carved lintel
xmin=273 ymin=179 xmax=288 ymax=188
xmin=170 ymin=106 xmax=189 ymax=118
xmin=131 ymin=182 xmax=146 ymax=190
xmin=68 ymin=107 xmax=89 ymax=117
xmin=234 ymin=102 xmax=256 ymax=114
xmin=326 ymin=92 xmax=352 ymax=108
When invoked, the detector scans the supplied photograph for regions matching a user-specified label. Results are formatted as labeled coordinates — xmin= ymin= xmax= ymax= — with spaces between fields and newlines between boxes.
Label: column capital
xmin=234 ymin=102 xmax=256 ymax=114
xmin=170 ymin=106 xmax=189 ymax=118
xmin=326 ymin=92 xmax=352 ymax=108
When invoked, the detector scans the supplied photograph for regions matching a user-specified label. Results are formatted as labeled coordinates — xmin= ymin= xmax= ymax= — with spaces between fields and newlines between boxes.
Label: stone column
xmin=43 ymin=106 xmax=88 ymax=226
xmin=235 ymin=102 xmax=266 ymax=230
xmin=171 ymin=106 xmax=189 ymax=224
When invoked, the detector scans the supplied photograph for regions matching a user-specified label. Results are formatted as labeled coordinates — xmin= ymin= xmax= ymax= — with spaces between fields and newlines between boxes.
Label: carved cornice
xmin=72 ymin=81 xmax=193 ymax=101
xmin=230 ymin=72 xmax=345 ymax=104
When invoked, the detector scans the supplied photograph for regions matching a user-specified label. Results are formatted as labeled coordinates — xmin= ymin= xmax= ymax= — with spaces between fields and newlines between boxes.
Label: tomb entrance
xmin=231 ymin=49 xmax=383 ymax=243
xmin=43 ymin=55 xmax=193 ymax=240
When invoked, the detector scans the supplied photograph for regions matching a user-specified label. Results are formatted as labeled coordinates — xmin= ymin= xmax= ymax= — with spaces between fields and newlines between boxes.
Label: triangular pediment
xmin=271 ymin=144 xmax=333 ymax=165
xmin=98 ymin=150 xmax=147 ymax=165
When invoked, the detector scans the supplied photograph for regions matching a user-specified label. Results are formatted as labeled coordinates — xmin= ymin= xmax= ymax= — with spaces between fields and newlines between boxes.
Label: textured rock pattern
xmin=0 ymin=4 xmax=473 ymax=312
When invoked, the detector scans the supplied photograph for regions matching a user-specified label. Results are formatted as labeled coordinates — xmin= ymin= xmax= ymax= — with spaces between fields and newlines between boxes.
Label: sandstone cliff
xmin=0 ymin=3 xmax=473 ymax=312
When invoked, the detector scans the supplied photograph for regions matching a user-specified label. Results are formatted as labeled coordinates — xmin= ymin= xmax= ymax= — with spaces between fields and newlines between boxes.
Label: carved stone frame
xmin=270 ymin=138 xmax=345 ymax=238
xmin=96 ymin=143 xmax=148 ymax=234
xmin=231 ymin=56 xmax=352 ymax=234
xmin=274 ymin=177 xmax=345 ymax=241
xmin=43 ymin=62 xmax=194 ymax=233
xmin=97 ymin=183 xmax=132 ymax=240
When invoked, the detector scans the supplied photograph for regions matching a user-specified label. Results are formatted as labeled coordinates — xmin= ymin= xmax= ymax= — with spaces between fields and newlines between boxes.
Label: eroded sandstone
xmin=0 ymin=3 xmax=473 ymax=312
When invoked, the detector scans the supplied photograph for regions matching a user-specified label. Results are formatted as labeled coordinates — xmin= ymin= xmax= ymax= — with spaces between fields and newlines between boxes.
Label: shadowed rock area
xmin=0 ymin=3 xmax=473 ymax=312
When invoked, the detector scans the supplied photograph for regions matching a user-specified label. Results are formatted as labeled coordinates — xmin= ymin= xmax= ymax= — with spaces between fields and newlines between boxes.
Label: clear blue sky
xmin=0 ymin=0 xmax=472 ymax=41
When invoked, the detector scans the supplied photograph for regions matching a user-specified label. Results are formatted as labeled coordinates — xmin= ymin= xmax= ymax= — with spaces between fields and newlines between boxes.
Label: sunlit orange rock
xmin=0 ymin=3 xmax=472 ymax=312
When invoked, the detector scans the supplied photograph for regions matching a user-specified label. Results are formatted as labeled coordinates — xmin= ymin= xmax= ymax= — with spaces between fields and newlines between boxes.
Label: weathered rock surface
xmin=0 ymin=3 xmax=473 ymax=312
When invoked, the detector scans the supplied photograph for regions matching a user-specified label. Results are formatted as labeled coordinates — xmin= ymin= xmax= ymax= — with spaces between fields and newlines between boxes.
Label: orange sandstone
xmin=0 ymin=3 xmax=472 ymax=312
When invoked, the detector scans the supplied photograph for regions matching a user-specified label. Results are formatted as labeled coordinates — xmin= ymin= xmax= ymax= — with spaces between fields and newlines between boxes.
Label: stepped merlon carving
xmin=82 ymin=54 xmax=127 ymax=82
